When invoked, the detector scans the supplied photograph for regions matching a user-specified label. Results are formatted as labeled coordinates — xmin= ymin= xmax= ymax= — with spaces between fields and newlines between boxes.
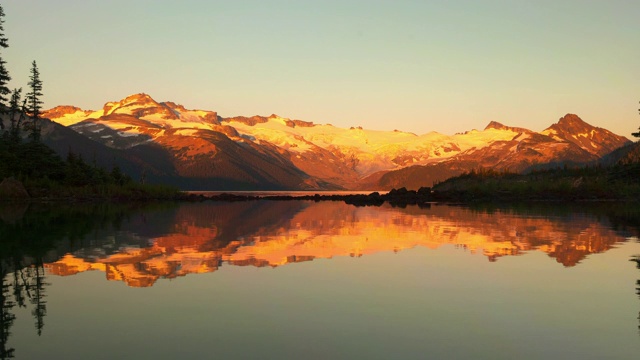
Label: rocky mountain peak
xmin=555 ymin=113 xmax=589 ymax=130
xmin=484 ymin=121 xmax=508 ymax=130
xmin=42 ymin=105 xmax=87 ymax=118
xmin=544 ymin=114 xmax=601 ymax=137
xmin=484 ymin=121 xmax=532 ymax=134
xmin=102 ymin=93 xmax=156 ymax=114
xmin=100 ymin=93 xmax=180 ymax=120
xmin=542 ymin=114 xmax=630 ymax=156
xmin=123 ymin=93 xmax=156 ymax=104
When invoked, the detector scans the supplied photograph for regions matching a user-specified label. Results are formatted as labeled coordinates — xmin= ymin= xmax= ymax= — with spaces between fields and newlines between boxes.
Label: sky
xmin=3 ymin=0 xmax=639 ymax=137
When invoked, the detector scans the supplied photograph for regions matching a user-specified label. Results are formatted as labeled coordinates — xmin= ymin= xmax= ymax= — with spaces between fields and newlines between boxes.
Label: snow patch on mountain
xmin=227 ymin=116 xmax=520 ymax=176
xmin=117 ymin=131 xmax=139 ymax=138
xmin=43 ymin=109 xmax=100 ymax=126
xmin=43 ymin=95 xmax=631 ymax=189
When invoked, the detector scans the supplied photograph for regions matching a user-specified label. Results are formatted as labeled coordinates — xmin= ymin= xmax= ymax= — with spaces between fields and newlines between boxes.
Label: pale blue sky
xmin=3 ymin=0 xmax=639 ymax=137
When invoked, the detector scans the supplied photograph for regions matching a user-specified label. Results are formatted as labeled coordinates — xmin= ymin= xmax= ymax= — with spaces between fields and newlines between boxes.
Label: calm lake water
xmin=1 ymin=200 xmax=640 ymax=359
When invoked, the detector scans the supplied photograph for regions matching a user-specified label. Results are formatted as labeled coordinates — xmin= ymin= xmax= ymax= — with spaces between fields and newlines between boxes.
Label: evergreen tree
xmin=0 ymin=5 xmax=10 ymax=131
xmin=0 ymin=5 xmax=8 ymax=49
xmin=14 ymin=96 xmax=28 ymax=143
xmin=8 ymin=88 xmax=21 ymax=139
xmin=26 ymin=61 xmax=43 ymax=141
xmin=635 ymin=101 xmax=640 ymax=139
xmin=0 ymin=59 xmax=9 ymax=130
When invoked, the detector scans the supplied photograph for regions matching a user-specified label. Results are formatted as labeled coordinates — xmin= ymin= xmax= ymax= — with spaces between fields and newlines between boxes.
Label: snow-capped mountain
xmin=42 ymin=93 xmax=631 ymax=190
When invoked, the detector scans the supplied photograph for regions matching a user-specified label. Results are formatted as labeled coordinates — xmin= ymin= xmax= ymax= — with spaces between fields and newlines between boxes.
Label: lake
xmin=1 ymin=200 xmax=639 ymax=359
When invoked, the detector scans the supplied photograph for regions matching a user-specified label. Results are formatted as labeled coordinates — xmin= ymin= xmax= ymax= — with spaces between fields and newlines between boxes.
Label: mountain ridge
xmin=42 ymin=94 xmax=631 ymax=190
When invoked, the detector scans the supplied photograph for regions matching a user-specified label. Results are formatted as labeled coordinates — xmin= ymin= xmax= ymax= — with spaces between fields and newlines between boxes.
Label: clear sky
xmin=3 ymin=0 xmax=639 ymax=137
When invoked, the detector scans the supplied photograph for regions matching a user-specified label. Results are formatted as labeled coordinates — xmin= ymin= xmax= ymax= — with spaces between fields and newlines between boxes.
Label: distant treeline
xmin=430 ymin=149 xmax=640 ymax=201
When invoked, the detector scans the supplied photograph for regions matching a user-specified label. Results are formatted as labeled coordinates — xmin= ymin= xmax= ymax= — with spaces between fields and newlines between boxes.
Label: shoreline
xmin=2 ymin=186 xmax=638 ymax=205
xmin=194 ymin=187 xmax=640 ymax=206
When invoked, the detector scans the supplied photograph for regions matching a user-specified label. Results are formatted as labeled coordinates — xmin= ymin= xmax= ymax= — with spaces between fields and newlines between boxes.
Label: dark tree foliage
xmin=0 ymin=5 xmax=10 ymax=131
xmin=26 ymin=61 xmax=43 ymax=141
xmin=0 ymin=139 xmax=65 ymax=181
xmin=0 ymin=5 xmax=8 ymax=49
xmin=635 ymin=101 xmax=640 ymax=139
xmin=0 ymin=58 xmax=10 ymax=130
xmin=29 ymin=264 xmax=47 ymax=336
xmin=7 ymin=88 xmax=22 ymax=140
xmin=1 ymin=132 xmax=176 ymax=199
xmin=0 ymin=264 xmax=16 ymax=359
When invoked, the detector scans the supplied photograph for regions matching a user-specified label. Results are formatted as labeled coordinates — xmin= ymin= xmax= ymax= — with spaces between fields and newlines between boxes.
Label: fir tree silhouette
xmin=26 ymin=61 xmax=43 ymax=141
xmin=0 ymin=5 xmax=10 ymax=131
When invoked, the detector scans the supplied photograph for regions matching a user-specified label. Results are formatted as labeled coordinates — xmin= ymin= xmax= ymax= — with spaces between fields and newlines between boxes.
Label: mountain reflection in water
xmin=19 ymin=201 xmax=638 ymax=288
xmin=1 ymin=201 xmax=640 ymax=359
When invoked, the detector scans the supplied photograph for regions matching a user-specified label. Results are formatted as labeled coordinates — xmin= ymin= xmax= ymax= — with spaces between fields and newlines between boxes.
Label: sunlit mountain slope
xmin=43 ymin=94 xmax=631 ymax=190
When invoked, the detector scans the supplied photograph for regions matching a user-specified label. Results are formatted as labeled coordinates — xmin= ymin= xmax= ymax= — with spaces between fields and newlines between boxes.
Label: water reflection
xmin=4 ymin=201 xmax=637 ymax=288
xmin=632 ymin=255 xmax=640 ymax=332
xmin=0 ymin=202 xmax=171 ymax=359
xmin=1 ymin=251 xmax=51 ymax=358
xmin=0 ymin=201 xmax=639 ymax=359
xmin=49 ymin=202 xmax=640 ymax=287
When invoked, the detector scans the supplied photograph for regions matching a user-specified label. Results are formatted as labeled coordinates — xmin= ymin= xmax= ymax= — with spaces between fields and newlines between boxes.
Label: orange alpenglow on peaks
xmin=42 ymin=94 xmax=631 ymax=191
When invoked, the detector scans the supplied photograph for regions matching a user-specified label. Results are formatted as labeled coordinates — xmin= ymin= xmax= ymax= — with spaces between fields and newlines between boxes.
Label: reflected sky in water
xmin=2 ymin=201 xmax=640 ymax=359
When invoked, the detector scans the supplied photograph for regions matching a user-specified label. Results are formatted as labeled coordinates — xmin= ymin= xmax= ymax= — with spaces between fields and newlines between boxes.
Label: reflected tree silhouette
xmin=0 ymin=202 xmax=155 ymax=359
xmin=27 ymin=262 xmax=47 ymax=337
xmin=0 ymin=258 xmax=50 ymax=359
xmin=631 ymin=255 xmax=640 ymax=332
xmin=11 ymin=263 xmax=25 ymax=310
xmin=0 ymin=262 xmax=16 ymax=359
xmin=0 ymin=201 xmax=184 ymax=358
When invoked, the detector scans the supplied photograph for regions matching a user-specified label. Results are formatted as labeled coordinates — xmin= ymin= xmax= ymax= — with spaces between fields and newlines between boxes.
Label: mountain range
xmin=41 ymin=93 xmax=631 ymax=190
